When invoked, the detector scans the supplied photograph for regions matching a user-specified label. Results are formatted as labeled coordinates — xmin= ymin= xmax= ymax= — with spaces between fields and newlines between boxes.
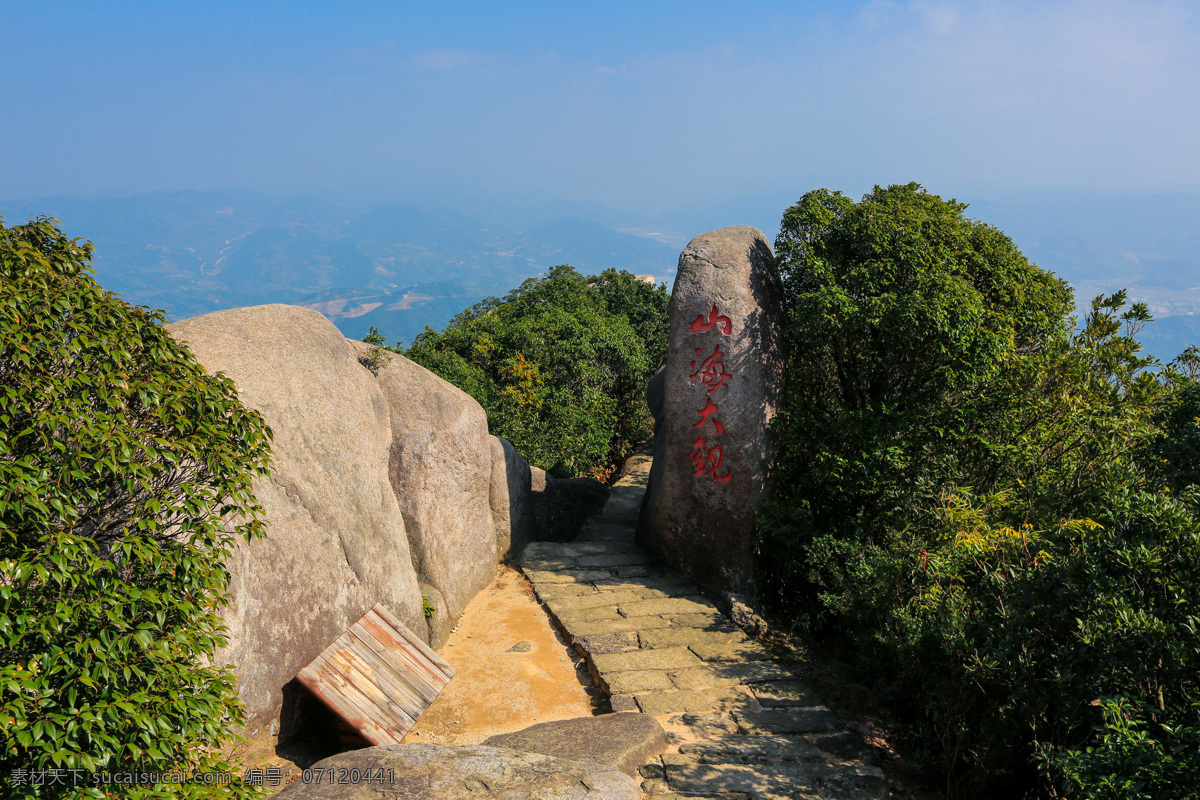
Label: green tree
xmin=402 ymin=265 xmax=667 ymax=477
xmin=0 ymin=218 xmax=273 ymax=798
xmin=759 ymin=183 xmax=1073 ymax=620
xmin=758 ymin=185 xmax=1200 ymax=797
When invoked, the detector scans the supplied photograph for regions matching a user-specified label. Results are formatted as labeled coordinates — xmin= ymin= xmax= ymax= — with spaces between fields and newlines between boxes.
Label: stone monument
xmin=637 ymin=226 xmax=785 ymax=595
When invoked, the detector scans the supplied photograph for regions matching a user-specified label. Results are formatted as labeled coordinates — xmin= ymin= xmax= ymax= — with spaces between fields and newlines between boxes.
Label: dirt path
xmin=223 ymin=565 xmax=602 ymax=791
xmin=403 ymin=565 xmax=604 ymax=745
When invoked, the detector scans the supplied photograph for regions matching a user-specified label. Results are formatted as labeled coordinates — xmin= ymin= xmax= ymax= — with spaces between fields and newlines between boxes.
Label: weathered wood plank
xmin=363 ymin=608 xmax=453 ymax=690
xmin=298 ymin=653 xmax=402 ymax=745
xmin=340 ymin=634 xmax=428 ymax=721
xmin=358 ymin=613 xmax=449 ymax=696
xmin=357 ymin=612 xmax=448 ymax=693
xmin=329 ymin=646 xmax=422 ymax=728
xmin=309 ymin=650 xmax=408 ymax=741
xmin=297 ymin=602 xmax=455 ymax=745
xmin=372 ymin=603 xmax=455 ymax=678
xmin=350 ymin=622 xmax=441 ymax=705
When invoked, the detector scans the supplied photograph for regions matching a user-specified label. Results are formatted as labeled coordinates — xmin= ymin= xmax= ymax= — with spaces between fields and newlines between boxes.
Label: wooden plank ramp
xmin=297 ymin=603 xmax=456 ymax=745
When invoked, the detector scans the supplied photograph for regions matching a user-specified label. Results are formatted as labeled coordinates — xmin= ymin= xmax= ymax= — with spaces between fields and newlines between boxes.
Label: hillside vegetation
xmin=1 ymin=218 xmax=271 ymax=798
xmin=759 ymin=184 xmax=1200 ymax=798
xmin=399 ymin=265 xmax=669 ymax=479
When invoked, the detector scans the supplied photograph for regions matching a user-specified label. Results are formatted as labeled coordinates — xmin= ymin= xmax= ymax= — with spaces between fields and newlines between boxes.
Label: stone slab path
xmin=516 ymin=451 xmax=890 ymax=800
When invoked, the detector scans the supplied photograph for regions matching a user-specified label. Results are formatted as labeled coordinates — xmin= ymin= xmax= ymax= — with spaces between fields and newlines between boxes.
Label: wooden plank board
xmin=372 ymin=603 xmax=455 ymax=678
xmin=296 ymin=603 xmax=454 ymax=745
xmin=349 ymin=622 xmax=442 ymax=705
xmin=298 ymin=652 xmax=402 ymax=745
xmin=357 ymin=614 xmax=449 ymax=697
xmin=343 ymin=633 xmax=430 ymax=714
xmin=329 ymin=642 xmax=423 ymax=725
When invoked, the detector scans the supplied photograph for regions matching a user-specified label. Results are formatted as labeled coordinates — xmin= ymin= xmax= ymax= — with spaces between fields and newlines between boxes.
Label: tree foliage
xmin=759 ymin=185 xmax=1200 ymax=798
xmin=402 ymin=265 xmax=668 ymax=478
xmin=0 ymin=218 xmax=273 ymax=798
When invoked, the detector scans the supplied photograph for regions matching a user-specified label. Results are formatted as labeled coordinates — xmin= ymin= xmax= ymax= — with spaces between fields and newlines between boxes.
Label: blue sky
xmin=2 ymin=1 xmax=1197 ymax=210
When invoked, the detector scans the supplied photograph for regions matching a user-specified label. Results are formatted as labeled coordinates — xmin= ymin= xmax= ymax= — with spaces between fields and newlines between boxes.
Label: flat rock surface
xmin=482 ymin=713 xmax=667 ymax=777
xmin=273 ymin=744 xmax=639 ymax=800
xmin=517 ymin=449 xmax=892 ymax=799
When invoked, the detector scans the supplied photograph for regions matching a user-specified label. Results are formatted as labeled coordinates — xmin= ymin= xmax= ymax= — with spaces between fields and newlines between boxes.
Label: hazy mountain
xmin=2 ymin=187 xmax=1194 ymax=362
xmin=0 ymin=190 xmax=680 ymax=347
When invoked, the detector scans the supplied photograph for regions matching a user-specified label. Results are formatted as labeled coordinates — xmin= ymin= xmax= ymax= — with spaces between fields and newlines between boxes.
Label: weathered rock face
xmin=166 ymin=305 xmax=425 ymax=735
xmin=273 ymin=744 xmax=640 ymax=800
xmin=483 ymin=714 xmax=668 ymax=777
xmin=349 ymin=341 xmax=497 ymax=622
xmin=529 ymin=469 xmax=610 ymax=543
xmin=489 ymin=435 xmax=533 ymax=561
xmin=637 ymin=227 xmax=785 ymax=595
xmin=419 ymin=582 xmax=451 ymax=650
xmin=636 ymin=367 xmax=667 ymax=553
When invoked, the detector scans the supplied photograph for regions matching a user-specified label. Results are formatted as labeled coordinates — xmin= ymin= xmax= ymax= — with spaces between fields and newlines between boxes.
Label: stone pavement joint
xmin=517 ymin=450 xmax=889 ymax=800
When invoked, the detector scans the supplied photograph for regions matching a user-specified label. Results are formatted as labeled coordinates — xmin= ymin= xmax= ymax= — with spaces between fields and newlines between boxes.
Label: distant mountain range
xmin=0 ymin=190 xmax=677 ymax=347
xmin=2 ymin=187 xmax=1196 ymax=362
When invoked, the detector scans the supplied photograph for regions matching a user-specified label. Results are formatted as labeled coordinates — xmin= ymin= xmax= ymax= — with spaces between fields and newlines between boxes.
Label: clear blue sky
xmin=2 ymin=1 xmax=1197 ymax=210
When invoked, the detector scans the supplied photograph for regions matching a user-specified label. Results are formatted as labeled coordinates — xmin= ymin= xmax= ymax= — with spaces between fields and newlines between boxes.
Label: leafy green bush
xmin=1040 ymin=697 xmax=1200 ymax=800
xmin=759 ymin=183 xmax=1074 ymax=622
xmin=403 ymin=265 xmax=667 ymax=477
xmin=0 ymin=218 xmax=273 ymax=798
xmin=759 ymin=186 xmax=1200 ymax=797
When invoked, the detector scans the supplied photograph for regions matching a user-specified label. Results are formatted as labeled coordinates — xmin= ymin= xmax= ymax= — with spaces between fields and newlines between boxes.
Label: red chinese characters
xmin=683 ymin=303 xmax=735 ymax=483
xmin=690 ymin=305 xmax=732 ymax=335
xmin=692 ymin=397 xmax=724 ymax=434
xmin=690 ymin=437 xmax=732 ymax=482
xmin=690 ymin=345 xmax=732 ymax=394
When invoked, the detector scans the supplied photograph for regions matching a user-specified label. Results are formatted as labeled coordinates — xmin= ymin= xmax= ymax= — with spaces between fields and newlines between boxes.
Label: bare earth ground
xmin=222 ymin=565 xmax=602 ymax=792
xmin=404 ymin=565 xmax=604 ymax=744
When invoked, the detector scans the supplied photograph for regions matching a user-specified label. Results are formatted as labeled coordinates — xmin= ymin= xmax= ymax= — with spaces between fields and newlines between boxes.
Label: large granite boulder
xmin=529 ymin=467 xmax=610 ymax=543
xmin=637 ymin=227 xmax=786 ymax=595
xmin=274 ymin=744 xmax=640 ymax=800
xmin=166 ymin=305 xmax=425 ymax=736
xmin=489 ymin=435 xmax=534 ymax=562
xmin=483 ymin=713 xmax=668 ymax=777
xmin=636 ymin=366 xmax=667 ymax=553
xmin=349 ymin=341 xmax=497 ymax=622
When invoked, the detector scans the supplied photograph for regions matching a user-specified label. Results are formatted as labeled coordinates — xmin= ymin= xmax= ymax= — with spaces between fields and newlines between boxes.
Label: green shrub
xmin=403 ymin=265 xmax=667 ymax=477
xmin=759 ymin=182 xmax=1073 ymax=624
xmin=759 ymin=186 xmax=1200 ymax=797
xmin=1040 ymin=697 xmax=1200 ymax=800
xmin=0 ymin=218 xmax=273 ymax=798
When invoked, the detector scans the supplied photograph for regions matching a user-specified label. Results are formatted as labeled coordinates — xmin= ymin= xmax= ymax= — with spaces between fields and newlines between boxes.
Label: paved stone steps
xmin=517 ymin=497 xmax=891 ymax=800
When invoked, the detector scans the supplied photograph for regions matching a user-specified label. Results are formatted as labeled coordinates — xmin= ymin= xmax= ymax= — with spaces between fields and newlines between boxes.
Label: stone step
xmin=678 ymin=734 xmax=821 ymax=760
xmin=515 ymin=466 xmax=893 ymax=799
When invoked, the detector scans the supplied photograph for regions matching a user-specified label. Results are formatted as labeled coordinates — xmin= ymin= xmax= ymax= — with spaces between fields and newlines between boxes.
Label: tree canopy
xmin=0 ymin=217 xmax=272 ymax=799
xmin=402 ymin=265 xmax=668 ymax=478
xmin=759 ymin=185 xmax=1200 ymax=798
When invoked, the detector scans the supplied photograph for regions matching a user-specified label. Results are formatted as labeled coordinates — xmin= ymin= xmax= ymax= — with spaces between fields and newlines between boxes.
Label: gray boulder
xmin=419 ymin=582 xmax=451 ymax=650
xmin=350 ymin=341 xmax=497 ymax=622
xmin=529 ymin=468 xmax=609 ymax=543
xmin=489 ymin=435 xmax=533 ymax=561
xmin=637 ymin=227 xmax=786 ymax=595
xmin=636 ymin=366 xmax=666 ymax=553
xmin=273 ymin=744 xmax=640 ymax=800
xmin=166 ymin=305 xmax=425 ymax=735
xmin=483 ymin=713 xmax=668 ymax=777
